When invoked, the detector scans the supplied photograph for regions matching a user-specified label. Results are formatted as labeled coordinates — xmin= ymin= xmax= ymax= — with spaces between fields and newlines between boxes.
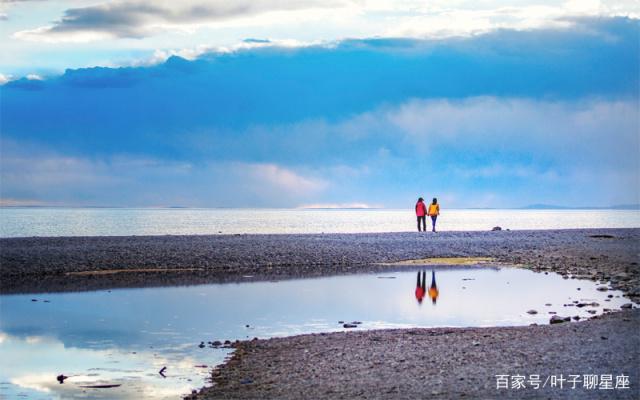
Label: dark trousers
xmin=417 ymin=216 xmax=426 ymax=231
xmin=431 ymin=216 xmax=437 ymax=232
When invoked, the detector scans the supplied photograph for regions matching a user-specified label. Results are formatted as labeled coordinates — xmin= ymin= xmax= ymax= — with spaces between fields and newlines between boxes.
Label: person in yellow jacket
xmin=427 ymin=198 xmax=440 ymax=232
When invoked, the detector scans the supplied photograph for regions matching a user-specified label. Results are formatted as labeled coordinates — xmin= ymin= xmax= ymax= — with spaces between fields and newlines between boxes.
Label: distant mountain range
xmin=520 ymin=204 xmax=640 ymax=210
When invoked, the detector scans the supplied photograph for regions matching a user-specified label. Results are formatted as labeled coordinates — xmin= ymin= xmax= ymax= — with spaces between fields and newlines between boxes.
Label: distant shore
xmin=1 ymin=228 xmax=638 ymax=299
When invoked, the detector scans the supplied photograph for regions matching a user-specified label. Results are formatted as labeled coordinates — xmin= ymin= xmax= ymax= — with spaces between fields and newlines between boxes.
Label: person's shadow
xmin=415 ymin=270 xmax=439 ymax=305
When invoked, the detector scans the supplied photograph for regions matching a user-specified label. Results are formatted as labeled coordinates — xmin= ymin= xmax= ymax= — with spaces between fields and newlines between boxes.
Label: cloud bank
xmin=13 ymin=0 xmax=342 ymax=42
xmin=2 ymin=18 xmax=638 ymax=207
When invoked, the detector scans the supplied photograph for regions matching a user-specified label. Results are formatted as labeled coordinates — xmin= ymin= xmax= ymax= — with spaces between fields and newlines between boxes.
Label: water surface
xmin=0 ymin=267 xmax=633 ymax=399
xmin=1 ymin=208 xmax=638 ymax=237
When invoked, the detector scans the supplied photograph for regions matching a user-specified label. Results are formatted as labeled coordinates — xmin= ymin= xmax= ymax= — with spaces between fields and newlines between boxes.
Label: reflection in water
xmin=415 ymin=270 xmax=439 ymax=305
xmin=0 ymin=267 xmax=634 ymax=399
xmin=415 ymin=271 xmax=426 ymax=304
xmin=429 ymin=270 xmax=439 ymax=305
xmin=0 ymin=333 xmax=211 ymax=399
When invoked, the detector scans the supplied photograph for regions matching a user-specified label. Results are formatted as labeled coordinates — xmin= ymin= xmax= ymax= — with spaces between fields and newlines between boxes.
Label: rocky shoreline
xmin=193 ymin=310 xmax=639 ymax=399
xmin=2 ymin=228 xmax=639 ymax=399
xmin=1 ymin=228 xmax=639 ymax=299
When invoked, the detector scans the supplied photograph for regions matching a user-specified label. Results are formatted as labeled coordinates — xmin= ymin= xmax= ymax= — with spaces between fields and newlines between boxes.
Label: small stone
xmin=545 ymin=303 xmax=552 ymax=306
xmin=212 ymin=340 xmax=222 ymax=346
xmin=607 ymin=294 xmax=613 ymax=298
xmin=601 ymin=336 xmax=608 ymax=340
xmin=548 ymin=311 xmax=557 ymax=314
xmin=491 ymin=226 xmax=502 ymax=231
xmin=343 ymin=323 xmax=358 ymax=328
xmin=586 ymin=310 xmax=597 ymax=314
xmin=620 ymin=303 xmax=633 ymax=309
xmin=550 ymin=315 xmax=566 ymax=324
xmin=526 ymin=310 xmax=538 ymax=315
xmin=596 ymin=286 xmax=608 ymax=292
xmin=198 ymin=342 xmax=205 ymax=348
xmin=350 ymin=321 xmax=362 ymax=325
xmin=31 ymin=299 xmax=37 ymax=302
xmin=572 ymin=316 xmax=581 ymax=321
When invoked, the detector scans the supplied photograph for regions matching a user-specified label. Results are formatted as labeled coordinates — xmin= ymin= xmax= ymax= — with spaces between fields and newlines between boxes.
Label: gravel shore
xmin=193 ymin=310 xmax=639 ymax=399
xmin=1 ymin=228 xmax=638 ymax=298
xmin=2 ymin=228 xmax=638 ymax=399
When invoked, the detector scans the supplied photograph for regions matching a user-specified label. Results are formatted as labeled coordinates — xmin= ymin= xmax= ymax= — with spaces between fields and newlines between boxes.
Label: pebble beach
xmin=1 ymin=228 xmax=639 ymax=399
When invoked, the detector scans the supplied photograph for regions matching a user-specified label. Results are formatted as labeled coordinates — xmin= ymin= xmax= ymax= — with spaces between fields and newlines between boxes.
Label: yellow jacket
xmin=428 ymin=204 xmax=439 ymax=216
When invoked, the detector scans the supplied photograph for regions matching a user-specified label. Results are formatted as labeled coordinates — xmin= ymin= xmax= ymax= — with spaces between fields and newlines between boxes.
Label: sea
xmin=1 ymin=208 xmax=638 ymax=237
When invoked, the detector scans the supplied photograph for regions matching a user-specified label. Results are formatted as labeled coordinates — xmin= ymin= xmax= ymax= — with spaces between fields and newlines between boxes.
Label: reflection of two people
xmin=415 ymin=270 xmax=439 ymax=304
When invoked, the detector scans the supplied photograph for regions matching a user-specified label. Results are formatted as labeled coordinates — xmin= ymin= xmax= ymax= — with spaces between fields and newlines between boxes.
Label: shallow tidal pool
xmin=0 ymin=266 xmax=634 ymax=399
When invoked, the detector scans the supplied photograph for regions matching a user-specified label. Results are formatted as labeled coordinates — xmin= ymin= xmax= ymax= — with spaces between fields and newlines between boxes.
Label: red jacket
xmin=415 ymin=201 xmax=427 ymax=217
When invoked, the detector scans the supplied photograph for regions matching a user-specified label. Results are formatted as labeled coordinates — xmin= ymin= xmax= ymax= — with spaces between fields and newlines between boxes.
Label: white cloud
xmin=9 ymin=0 xmax=639 ymax=45
xmin=242 ymin=162 xmax=328 ymax=196
xmin=380 ymin=97 xmax=638 ymax=165
xmin=1 ymin=95 xmax=637 ymax=208
xmin=137 ymin=38 xmax=321 ymax=66
xmin=12 ymin=0 xmax=348 ymax=42
xmin=383 ymin=1 xmax=639 ymax=38
xmin=0 ymin=141 xmax=330 ymax=206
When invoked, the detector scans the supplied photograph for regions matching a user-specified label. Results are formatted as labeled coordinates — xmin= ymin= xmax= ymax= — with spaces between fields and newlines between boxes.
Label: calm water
xmin=0 ymin=267 xmax=633 ymax=399
xmin=1 ymin=208 xmax=638 ymax=237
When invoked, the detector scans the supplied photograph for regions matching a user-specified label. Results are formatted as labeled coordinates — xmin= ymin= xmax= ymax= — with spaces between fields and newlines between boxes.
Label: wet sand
xmin=1 ymin=228 xmax=639 ymax=399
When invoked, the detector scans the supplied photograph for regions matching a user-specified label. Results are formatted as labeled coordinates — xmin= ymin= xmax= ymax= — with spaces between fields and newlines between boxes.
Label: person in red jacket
xmin=415 ymin=197 xmax=427 ymax=232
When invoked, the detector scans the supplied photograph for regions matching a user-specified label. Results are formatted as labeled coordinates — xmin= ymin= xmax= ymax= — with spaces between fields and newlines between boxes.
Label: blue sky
xmin=0 ymin=1 xmax=638 ymax=208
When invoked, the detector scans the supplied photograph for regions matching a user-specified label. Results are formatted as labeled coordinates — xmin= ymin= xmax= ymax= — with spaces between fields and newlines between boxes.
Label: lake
xmin=1 ymin=208 xmax=638 ymax=237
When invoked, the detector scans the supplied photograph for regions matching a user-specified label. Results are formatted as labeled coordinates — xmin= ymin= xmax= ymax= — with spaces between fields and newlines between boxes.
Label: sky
xmin=0 ymin=1 xmax=638 ymax=208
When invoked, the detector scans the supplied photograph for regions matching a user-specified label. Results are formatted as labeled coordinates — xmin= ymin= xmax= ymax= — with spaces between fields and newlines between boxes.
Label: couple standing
xmin=415 ymin=197 xmax=439 ymax=232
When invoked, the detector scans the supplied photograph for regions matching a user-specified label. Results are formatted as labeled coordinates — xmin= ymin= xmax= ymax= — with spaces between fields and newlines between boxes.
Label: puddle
xmin=0 ymin=266 xmax=634 ymax=399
